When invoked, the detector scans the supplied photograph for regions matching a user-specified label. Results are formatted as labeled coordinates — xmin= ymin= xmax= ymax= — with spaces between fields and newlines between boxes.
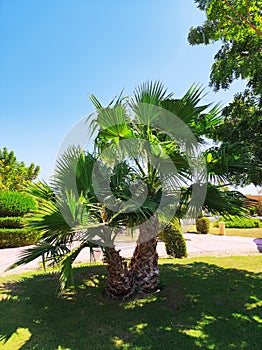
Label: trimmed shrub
xmin=0 ymin=192 xmax=37 ymax=247
xmin=0 ymin=228 xmax=40 ymax=248
xmin=249 ymin=207 xmax=256 ymax=216
xmin=0 ymin=191 xmax=36 ymax=217
xmin=214 ymin=216 xmax=261 ymax=228
xmin=196 ymin=217 xmax=210 ymax=234
xmin=159 ymin=221 xmax=187 ymax=258
xmin=255 ymin=202 xmax=262 ymax=216
xmin=0 ymin=216 xmax=24 ymax=228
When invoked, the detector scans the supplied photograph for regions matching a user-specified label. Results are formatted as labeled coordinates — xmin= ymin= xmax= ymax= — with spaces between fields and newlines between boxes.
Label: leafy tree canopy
xmin=0 ymin=147 xmax=40 ymax=191
xmin=188 ymin=0 xmax=262 ymax=186
xmin=188 ymin=0 xmax=262 ymax=94
xmin=212 ymin=91 xmax=262 ymax=186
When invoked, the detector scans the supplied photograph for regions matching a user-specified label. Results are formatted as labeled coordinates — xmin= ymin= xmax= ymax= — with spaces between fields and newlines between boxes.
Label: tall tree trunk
xmin=129 ymin=217 xmax=159 ymax=294
xmin=104 ymin=247 xmax=134 ymax=299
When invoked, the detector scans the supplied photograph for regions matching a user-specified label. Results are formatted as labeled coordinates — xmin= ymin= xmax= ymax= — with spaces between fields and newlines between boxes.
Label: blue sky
xmin=0 ymin=0 xmax=258 ymax=194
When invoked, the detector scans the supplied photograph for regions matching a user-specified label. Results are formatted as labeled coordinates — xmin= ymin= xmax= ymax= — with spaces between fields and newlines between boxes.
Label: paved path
xmin=0 ymin=233 xmax=261 ymax=276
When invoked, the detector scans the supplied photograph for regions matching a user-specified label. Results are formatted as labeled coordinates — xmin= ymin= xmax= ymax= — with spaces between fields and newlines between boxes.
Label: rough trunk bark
xmin=104 ymin=247 xmax=134 ymax=299
xmin=129 ymin=218 xmax=159 ymax=294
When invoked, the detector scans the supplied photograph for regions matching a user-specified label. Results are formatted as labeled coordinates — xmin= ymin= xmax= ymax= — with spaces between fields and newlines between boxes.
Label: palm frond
xmin=205 ymin=142 xmax=259 ymax=184
xmin=23 ymin=181 xmax=55 ymax=202
xmin=59 ymin=241 xmax=89 ymax=292
xmin=132 ymin=80 xmax=173 ymax=105
xmin=89 ymin=94 xmax=103 ymax=109
xmin=160 ymin=85 xmax=208 ymax=125
xmin=6 ymin=243 xmax=70 ymax=271
xmin=28 ymin=198 xmax=74 ymax=244
xmin=52 ymin=146 xmax=83 ymax=196
xmin=203 ymin=184 xmax=252 ymax=216
xmin=107 ymin=88 xmax=127 ymax=107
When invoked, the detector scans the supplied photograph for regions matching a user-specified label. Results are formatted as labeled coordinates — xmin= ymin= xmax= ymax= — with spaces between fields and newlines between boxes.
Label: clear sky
xmin=0 ymin=0 xmax=259 ymax=194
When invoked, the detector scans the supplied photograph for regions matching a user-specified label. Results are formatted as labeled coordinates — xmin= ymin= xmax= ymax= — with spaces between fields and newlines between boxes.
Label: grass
xmin=183 ymin=223 xmax=262 ymax=238
xmin=0 ymin=257 xmax=262 ymax=350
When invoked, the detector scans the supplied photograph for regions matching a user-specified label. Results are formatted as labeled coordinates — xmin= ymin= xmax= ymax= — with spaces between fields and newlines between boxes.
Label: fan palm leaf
xmin=203 ymin=183 xmax=254 ymax=216
xmin=205 ymin=142 xmax=260 ymax=185
xmin=6 ymin=242 xmax=70 ymax=271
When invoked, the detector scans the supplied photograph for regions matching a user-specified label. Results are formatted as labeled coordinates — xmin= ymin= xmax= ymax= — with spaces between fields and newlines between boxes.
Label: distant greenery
xmin=214 ymin=216 xmax=262 ymax=228
xmin=183 ymin=222 xmax=262 ymax=238
xmin=0 ymin=147 xmax=40 ymax=191
xmin=0 ymin=257 xmax=262 ymax=350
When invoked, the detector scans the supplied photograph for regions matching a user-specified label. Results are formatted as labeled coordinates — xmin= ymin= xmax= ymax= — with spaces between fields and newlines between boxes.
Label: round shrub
xmin=0 ymin=191 xmax=36 ymax=217
xmin=159 ymin=220 xmax=187 ymax=258
xmin=0 ymin=228 xmax=40 ymax=248
xmin=196 ymin=217 xmax=210 ymax=234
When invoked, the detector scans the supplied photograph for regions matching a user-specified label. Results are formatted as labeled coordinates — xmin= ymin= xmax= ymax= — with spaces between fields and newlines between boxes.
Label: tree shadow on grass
xmin=0 ymin=262 xmax=261 ymax=350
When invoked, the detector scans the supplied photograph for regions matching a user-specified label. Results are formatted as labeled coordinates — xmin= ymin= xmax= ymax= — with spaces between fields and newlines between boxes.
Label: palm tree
xmin=9 ymin=81 xmax=255 ymax=299
xmin=90 ymin=81 xmax=256 ymax=294
xmin=89 ymin=81 xmax=223 ymax=294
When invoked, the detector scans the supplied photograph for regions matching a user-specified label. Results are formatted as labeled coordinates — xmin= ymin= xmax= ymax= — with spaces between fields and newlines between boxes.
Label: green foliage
xmin=0 ymin=216 xmax=24 ymax=228
xmin=213 ymin=91 xmax=262 ymax=186
xmin=0 ymin=228 xmax=40 ymax=248
xmin=255 ymin=202 xmax=262 ymax=216
xmin=196 ymin=217 xmax=210 ymax=234
xmin=188 ymin=0 xmax=262 ymax=95
xmin=188 ymin=0 xmax=262 ymax=186
xmin=159 ymin=221 xmax=187 ymax=258
xmin=0 ymin=192 xmax=37 ymax=247
xmin=204 ymin=142 xmax=260 ymax=186
xmin=0 ymin=191 xmax=37 ymax=217
xmin=214 ymin=216 xmax=262 ymax=228
xmin=249 ymin=207 xmax=256 ymax=216
xmin=0 ymin=147 xmax=40 ymax=191
xmin=203 ymin=184 xmax=253 ymax=216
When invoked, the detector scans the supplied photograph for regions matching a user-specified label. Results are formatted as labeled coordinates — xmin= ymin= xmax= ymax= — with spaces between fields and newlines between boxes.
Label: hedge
xmin=0 ymin=216 xmax=24 ymax=228
xmin=159 ymin=220 xmax=187 ymax=258
xmin=0 ymin=191 xmax=36 ymax=217
xmin=214 ymin=216 xmax=262 ymax=229
xmin=0 ymin=228 xmax=40 ymax=248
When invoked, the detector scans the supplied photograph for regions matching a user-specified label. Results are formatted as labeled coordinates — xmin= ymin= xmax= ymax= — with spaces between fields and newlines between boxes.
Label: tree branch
xmin=227 ymin=16 xmax=240 ymax=25
xmin=225 ymin=0 xmax=262 ymax=37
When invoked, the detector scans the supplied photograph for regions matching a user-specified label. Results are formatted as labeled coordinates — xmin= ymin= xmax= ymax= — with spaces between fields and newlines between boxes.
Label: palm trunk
xmin=104 ymin=247 xmax=134 ymax=299
xmin=129 ymin=217 xmax=159 ymax=294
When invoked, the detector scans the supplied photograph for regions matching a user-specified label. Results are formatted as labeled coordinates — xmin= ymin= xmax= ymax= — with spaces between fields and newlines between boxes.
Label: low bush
xmin=214 ymin=216 xmax=261 ymax=229
xmin=0 ymin=216 xmax=24 ymax=228
xmin=255 ymin=202 xmax=262 ymax=216
xmin=0 ymin=191 xmax=36 ymax=217
xmin=0 ymin=228 xmax=40 ymax=248
xmin=196 ymin=217 xmax=210 ymax=234
xmin=159 ymin=220 xmax=187 ymax=258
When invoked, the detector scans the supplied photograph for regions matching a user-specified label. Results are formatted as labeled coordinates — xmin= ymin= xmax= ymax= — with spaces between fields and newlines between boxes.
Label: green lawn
xmin=183 ymin=223 xmax=262 ymax=238
xmin=0 ymin=257 xmax=262 ymax=350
